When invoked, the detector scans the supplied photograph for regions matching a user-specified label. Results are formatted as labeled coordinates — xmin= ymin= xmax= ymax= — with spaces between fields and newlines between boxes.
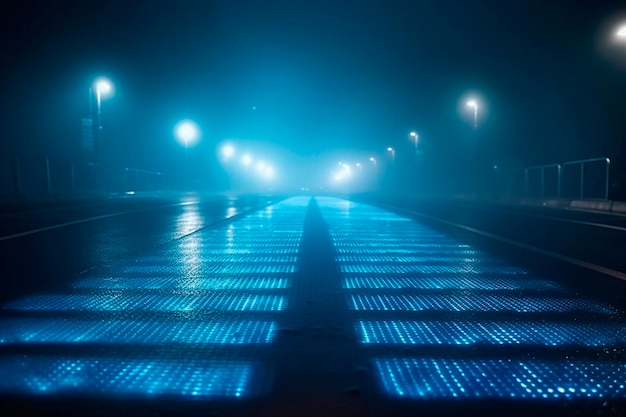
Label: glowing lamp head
xmin=174 ymin=120 xmax=201 ymax=147
xmin=241 ymin=154 xmax=252 ymax=166
xmin=467 ymin=100 xmax=478 ymax=109
xmin=387 ymin=147 xmax=393 ymax=152
xmin=369 ymin=157 xmax=376 ymax=162
xmin=617 ymin=25 xmax=626 ymax=40
xmin=221 ymin=144 xmax=235 ymax=159
xmin=410 ymin=131 xmax=417 ymax=137
xmin=94 ymin=77 xmax=113 ymax=98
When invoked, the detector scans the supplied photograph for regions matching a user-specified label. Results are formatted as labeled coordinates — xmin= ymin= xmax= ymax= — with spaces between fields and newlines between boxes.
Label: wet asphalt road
xmin=1 ymin=193 xmax=626 ymax=417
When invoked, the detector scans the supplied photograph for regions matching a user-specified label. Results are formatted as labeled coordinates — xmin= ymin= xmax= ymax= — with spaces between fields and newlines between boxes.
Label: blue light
xmin=358 ymin=321 xmax=626 ymax=346
xmin=0 ymin=319 xmax=276 ymax=345
xmin=0 ymin=357 xmax=256 ymax=398
xmin=336 ymin=255 xmax=504 ymax=263
xmin=8 ymin=293 xmax=287 ymax=312
xmin=349 ymin=294 xmax=614 ymax=313
xmin=75 ymin=275 xmax=291 ymax=290
xmin=119 ymin=263 xmax=296 ymax=274
xmin=374 ymin=358 xmax=626 ymax=399
xmin=340 ymin=264 xmax=526 ymax=274
xmin=342 ymin=275 xmax=563 ymax=291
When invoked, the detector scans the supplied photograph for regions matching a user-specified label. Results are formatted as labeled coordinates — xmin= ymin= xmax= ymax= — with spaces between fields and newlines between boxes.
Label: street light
xmin=221 ymin=143 xmax=235 ymax=159
xmin=241 ymin=154 xmax=252 ymax=166
xmin=174 ymin=119 xmax=201 ymax=148
xmin=616 ymin=24 xmax=626 ymax=41
xmin=467 ymin=100 xmax=478 ymax=129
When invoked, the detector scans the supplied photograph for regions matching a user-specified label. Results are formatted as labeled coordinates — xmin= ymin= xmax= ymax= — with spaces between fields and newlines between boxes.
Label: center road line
xmin=381 ymin=204 xmax=626 ymax=282
xmin=0 ymin=200 xmax=202 ymax=242
xmin=443 ymin=201 xmax=626 ymax=232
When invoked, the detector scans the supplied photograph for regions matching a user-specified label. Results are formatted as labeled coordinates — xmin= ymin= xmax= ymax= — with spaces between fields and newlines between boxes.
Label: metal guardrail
xmin=524 ymin=163 xmax=561 ymax=198
xmin=0 ymin=156 xmax=165 ymax=198
xmin=562 ymin=157 xmax=611 ymax=200
xmin=523 ymin=157 xmax=611 ymax=200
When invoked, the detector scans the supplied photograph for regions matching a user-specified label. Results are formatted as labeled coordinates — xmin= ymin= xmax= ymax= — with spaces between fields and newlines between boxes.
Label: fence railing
xmin=523 ymin=157 xmax=611 ymax=200
xmin=0 ymin=155 xmax=165 ymax=199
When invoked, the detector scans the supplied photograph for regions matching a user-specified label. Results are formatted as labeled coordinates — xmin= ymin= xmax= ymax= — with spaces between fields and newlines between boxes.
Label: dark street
xmin=1 ymin=194 xmax=625 ymax=416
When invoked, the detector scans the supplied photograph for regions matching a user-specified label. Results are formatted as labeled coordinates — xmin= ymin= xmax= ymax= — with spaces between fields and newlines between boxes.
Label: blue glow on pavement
xmin=340 ymin=263 xmax=526 ymax=274
xmin=0 ymin=357 xmax=255 ymax=398
xmin=0 ymin=320 xmax=276 ymax=344
xmin=0 ymin=197 xmax=311 ymax=401
xmin=349 ymin=294 xmax=614 ymax=313
xmin=7 ymin=293 xmax=287 ymax=312
xmin=342 ymin=275 xmax=563 ymax=291
xmin=358 ymin=320 xmax=626 ymax=346
xmin=374 ymin=358 xmax=626 ymax=399
xmin=74 ymin=275 xmax=291 ymax=290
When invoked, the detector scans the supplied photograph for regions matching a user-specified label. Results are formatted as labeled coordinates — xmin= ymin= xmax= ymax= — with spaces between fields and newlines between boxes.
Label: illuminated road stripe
xmin=384 ymin=204 xmax=626 ymax=282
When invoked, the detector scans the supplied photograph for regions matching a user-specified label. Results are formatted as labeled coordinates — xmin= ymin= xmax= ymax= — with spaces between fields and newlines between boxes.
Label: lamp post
xmin=409 ymin=131 xmax=419 ymax=152
xmin=467 ymin=100 xmax=478 ymax=129
xmin=174 ymin=119 xmax=201 ymax=189
xmin=88 ymin=77 xmax=113 ymax=162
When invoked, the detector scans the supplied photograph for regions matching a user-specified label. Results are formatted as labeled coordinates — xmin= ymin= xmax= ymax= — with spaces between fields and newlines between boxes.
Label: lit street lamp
xmin=616 ymin=24 xmax=626 ymax=40
xmin=174 ymin=120 xmax=201 ymax=148
xmin=93 ymin=78 xmax=113 ymax=124
xmin=467 ymin=100 xmax=478 ymax=129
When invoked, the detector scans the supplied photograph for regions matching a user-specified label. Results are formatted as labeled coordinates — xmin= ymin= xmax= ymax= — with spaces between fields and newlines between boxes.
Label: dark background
xmin=1 ymin=0 xmax=625 ymax=196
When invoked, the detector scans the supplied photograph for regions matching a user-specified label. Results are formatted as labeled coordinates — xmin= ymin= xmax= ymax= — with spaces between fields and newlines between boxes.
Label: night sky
xmin=1 ymin=0 xmax=625 ymax=194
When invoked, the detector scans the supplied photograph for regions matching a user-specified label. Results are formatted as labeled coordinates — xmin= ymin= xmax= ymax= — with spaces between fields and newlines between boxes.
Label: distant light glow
xmin=174 ymin=120 xmax=200 ymax=147
xmin=241 ymin=154 xmax=252 ymax=166
xmin=386 ymin=147 xmax=393 ymax=152
xmin=617 ymin=24 xmax=626 ymax=39
xmin=94 ymin=77 xmax=113 ymax=97
xmin=221 ymin=144 xmax=235 ymax=159
xmin=467 ymin=100 xmax=478 ymax=108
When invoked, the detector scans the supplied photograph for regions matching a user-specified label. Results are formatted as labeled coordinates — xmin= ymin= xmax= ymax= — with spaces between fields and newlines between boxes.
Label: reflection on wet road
xmin=1 ymin=196 xmax=625 ymax=415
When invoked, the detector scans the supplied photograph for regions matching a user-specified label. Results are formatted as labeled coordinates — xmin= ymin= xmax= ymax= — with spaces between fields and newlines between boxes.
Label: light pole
xmin=409 ymin=131 xmax=419 ymax=152
xmin=89 ymin=77 xmax=113 ymax=161
xmin=467 ymin=100 xmax=478 ymax=129
xmin=174 ymin=120 xmax=201 ymax=189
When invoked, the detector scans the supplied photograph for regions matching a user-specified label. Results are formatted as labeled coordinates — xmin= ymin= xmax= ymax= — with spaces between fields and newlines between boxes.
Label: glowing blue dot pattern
xmin=74 ymin=275 xmax=291 ymax=290
xmin=337 ymin=254 xmax=505 ymax=263
xmin=0 ymin=197 xmax=311 ymax=400
xmin=343 ymin=275 xmax=564 ymax=291
xmin=7 ymin=292 xmax=287 ymax=312
xmin=341 ymin=263 xmax=526 ymax=274
xmin=314 ymin=197 xmax=626 ymax=402
xmin=116 ymin=263 xmax=296 ymax=275
xmin=349 ymin=294 xmax=613 ymax=313
xmin=374 ymin=358 xmax=626 ymax=399
xmin=358 ymin=321 xmax=626 ymax=346
xmin=0 ymin=357 xmax=255 ymax=398
xmin=0 ymin=319 xmax=276 ymax=345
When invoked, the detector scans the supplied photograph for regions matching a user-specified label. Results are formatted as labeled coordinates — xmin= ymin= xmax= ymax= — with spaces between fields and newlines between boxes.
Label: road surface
xmin=1 ymin=193 xmax=625 ymax=416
